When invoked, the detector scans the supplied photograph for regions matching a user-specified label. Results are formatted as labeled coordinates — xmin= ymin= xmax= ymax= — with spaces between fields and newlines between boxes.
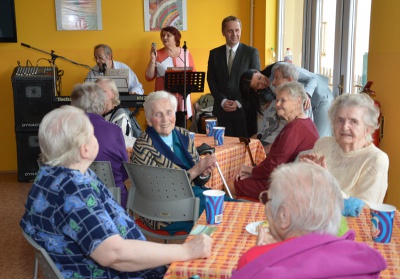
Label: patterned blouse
xmin=20 ymin=165 xmax=166 ymax=278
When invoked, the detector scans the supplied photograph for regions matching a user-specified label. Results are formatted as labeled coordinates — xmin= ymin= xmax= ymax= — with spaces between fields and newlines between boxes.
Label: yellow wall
xmin=0 ymin=0 xmax=273 ymax=172
xmin=369 ymin=1 xmax=400 ymax=208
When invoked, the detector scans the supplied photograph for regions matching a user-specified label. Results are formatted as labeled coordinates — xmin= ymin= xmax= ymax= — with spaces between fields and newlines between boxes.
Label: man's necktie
xmin=228 ymin=48 xmax=233 ymax=74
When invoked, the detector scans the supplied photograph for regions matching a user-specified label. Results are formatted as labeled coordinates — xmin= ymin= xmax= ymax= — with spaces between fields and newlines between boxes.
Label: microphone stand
xmin=182 ymin=41 xmax=187 ymax=129
xmin=21 ymin=43 xmax=91 ymax=96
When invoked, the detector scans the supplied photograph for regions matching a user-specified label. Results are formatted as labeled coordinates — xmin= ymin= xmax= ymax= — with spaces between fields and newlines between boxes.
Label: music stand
xmin=164 ymin=71 xmax=205 ymax=129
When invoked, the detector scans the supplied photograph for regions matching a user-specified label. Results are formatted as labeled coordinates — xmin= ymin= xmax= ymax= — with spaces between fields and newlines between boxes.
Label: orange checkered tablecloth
xmin=194 ymin=134 xmax=266 ymax=191
xmin=164 ymin=203 xmax=400 ymax=279
xmin=164 ymin=202 xmax=265 ymax=279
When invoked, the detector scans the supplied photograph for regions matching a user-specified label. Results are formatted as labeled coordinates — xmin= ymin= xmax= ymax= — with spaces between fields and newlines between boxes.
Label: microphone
xmin=100 ymin=63 xmax=107 ymax=74
xmin=183 ymin=41 xmax=187 ymax=51
xmin=151 ymin=42 xmax=156 ymax=55
xmin=21 ymin=43 xmax=31 ymax=48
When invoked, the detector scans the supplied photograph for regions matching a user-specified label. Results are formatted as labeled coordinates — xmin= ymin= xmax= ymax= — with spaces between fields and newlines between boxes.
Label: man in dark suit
xmin=207 ymin=16 xmax=260 ymax=137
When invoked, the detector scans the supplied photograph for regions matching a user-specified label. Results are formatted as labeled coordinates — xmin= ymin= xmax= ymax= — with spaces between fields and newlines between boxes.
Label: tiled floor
xmin=0 ymin=172 xmax=38 ymax=278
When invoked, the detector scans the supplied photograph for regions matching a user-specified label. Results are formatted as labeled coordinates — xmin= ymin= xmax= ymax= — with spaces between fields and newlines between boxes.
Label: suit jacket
xmin=207 ymin=43 xmax=260 ymax=120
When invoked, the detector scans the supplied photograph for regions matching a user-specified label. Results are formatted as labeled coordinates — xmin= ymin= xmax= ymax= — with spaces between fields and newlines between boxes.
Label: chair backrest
xmin=89 ymin=161 xmax=121 ymax=204
xmin=123 ymin=162 xmax=200 ymax=223
xmin=22 ymin=232 xmax=63 ymax=279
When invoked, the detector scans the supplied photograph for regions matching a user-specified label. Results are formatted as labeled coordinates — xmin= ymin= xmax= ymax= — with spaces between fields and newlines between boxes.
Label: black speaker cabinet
xmin=12 ymin=79 xmax=54 ymax=132
xmin=15 ymin=132 xmax=40 ymax=182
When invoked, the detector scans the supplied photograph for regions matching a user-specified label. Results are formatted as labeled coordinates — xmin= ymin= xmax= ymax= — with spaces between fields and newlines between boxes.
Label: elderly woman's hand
xmin=299 ymin=153 xmax=327 ymax=169
xmin=257 ymin=226 xmax=276 ymax=246
xmin=303 ymin=95 xmax=312 ymax=111
xmin=183 ymin=233 xmax=213 ymax=259
xmin=187 ymin=154 xmax=217 ymax=181
xmin=235 ymin=165 xmax=253 ymax=181
xmin=198 ymin=154 xmax=217 ymax=176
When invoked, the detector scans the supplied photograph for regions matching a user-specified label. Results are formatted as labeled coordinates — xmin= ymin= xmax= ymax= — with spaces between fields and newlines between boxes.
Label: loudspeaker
xmin=15 ymin=132 xmax=40 ymax=182
xmin=12 ymin=79 xmax=54 ymax=132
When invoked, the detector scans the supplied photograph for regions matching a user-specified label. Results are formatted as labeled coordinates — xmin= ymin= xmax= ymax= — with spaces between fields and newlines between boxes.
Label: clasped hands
xmin=223 ymin=100 xmax=238 ymax=112
xmin=298 ymin=152 xmax=327 ymax=169
xmin=197 ymin=153 xmax=217 ymax=177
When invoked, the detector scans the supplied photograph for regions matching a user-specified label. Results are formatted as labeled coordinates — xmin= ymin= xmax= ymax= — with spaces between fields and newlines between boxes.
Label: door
xmin=279 ymin=0 xmax=372 ymax=96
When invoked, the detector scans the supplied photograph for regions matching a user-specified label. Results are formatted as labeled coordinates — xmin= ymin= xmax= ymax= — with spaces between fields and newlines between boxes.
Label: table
xmin=164 ymin=203 xmax=400 ymax=279
xmin=194 ymin=134 xmax=266 ymax=190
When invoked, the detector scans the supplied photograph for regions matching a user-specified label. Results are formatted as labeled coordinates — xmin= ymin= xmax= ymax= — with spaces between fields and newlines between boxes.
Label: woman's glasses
xmin=259 ymin=190 xmax=272 ymax=205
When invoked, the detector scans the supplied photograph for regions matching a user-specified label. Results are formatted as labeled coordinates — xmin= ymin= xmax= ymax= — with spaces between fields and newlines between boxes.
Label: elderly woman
xmin=300 ymin=93 xmax=389 ymax=205
xmin=96 ymin=78 xmax=141 ymax=148
xmin=240 ymin=62 xmax=333 ymax=145
xmin=145 ymin=26 xmax=196 ymax=127
xmin=132 ymin=90 xmax=234 ymax=235
xmin=20 ymin=106 xmax=212 ymax=278
xmin=71 ymin=82 xmax=129 ymax=208
xmin=231 ymin=162 xmax=386 ymax=278
xmin=240 ymin=63 xmax=314 ymax=146
xmin=233 ymin=81 xmax=319 ymax=200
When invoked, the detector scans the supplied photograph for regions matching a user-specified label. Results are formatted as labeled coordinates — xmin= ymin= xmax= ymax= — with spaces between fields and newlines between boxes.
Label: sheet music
xmin=102 ymin=69 xmax=129 ymax=92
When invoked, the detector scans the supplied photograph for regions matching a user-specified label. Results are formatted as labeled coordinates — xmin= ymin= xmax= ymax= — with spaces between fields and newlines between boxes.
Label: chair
xmin=89 ymin=161 xmax=121 ymax=205
xmin=123 ymin=162 xmax=200 ymax=243
xmin=22 ymin=231 xmax=63 ymax=279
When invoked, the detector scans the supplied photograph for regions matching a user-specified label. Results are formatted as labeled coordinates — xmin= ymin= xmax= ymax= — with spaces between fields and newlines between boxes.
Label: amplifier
xmin=11 ymin=66 xmax=56 ymax=132
xmin=11 ymin=66 xmax=56 ymax=80
xmin=15 ymin=132 xmax=40 ymax=182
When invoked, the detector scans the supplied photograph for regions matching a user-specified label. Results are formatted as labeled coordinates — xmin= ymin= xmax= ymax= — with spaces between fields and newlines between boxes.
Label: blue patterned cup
xmin=370 ymin=204 xmax=396 ymax=243
xmin=213 ymin=127 xmax=225 ymax=146
xmin=205 ymin=119 xmax=217 ymax=137
xmin=203 ymin=190 xmax=225 ymax=224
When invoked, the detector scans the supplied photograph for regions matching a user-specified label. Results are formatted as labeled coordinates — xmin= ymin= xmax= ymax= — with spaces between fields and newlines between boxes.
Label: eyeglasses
xmin=259 ymin=190 xmax=272 ymax=205
xmin=93 ymin=55 xmax=106 ymax=61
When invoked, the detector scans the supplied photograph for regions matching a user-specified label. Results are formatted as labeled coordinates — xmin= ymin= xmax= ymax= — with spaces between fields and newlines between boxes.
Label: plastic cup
xmin=189 ymin=132 xmax=195 ymax=141
xmin=213 ymin=127 xmax=225 ymax=146
xmin=205 ymin=119 xmax=217 ymax=136
xmin=203 ymin=190 xmax=225 ymax=224
xmin=370 ymin=203 xmax=396 ymax=243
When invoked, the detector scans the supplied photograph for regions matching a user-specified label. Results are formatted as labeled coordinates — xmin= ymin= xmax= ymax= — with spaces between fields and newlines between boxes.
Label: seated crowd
xmin=20 ymin=20 xmax=390 ymax=276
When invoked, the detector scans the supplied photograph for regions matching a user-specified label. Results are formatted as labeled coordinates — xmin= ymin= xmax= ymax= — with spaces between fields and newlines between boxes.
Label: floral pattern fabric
xmin=20 ymin=165 xmax=166 ymax=279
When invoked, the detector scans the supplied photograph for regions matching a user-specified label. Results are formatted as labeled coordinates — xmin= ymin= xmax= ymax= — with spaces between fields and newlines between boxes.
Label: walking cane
xmin=198 ymin=146 xmax=233 ymax=199
xmin=239 ymin=137 xmax=256 ymax=166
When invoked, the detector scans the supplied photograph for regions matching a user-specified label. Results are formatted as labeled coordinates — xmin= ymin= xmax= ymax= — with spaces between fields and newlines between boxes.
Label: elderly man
xmin=232 ymin=162 xmax=386 ymax=278
xmin=86 ymin=44 xmax=144 ymax=95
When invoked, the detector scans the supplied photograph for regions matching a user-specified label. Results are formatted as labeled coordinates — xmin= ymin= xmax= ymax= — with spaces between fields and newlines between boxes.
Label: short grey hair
xmin=39 ymin=105 xmax=93 ymax=167
xmin=95 ymin=78 xmax=121 ymax=106
xmin=143 ymin=90 xmax=178 ymax=121
xmin=272 ymin=62 xmax=299 ymax=81
xmin=71 ymin=82 xmax=106 ymax=115
xmin=275 ymin=81 xmax=307 ymax=112
xmin=268 ymin=162 xmax=343 ymax=235
xmin=328 ymin=93 xmax=379 ymax=141
xmin=94 ymin=44 xmax=112 ymax=57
